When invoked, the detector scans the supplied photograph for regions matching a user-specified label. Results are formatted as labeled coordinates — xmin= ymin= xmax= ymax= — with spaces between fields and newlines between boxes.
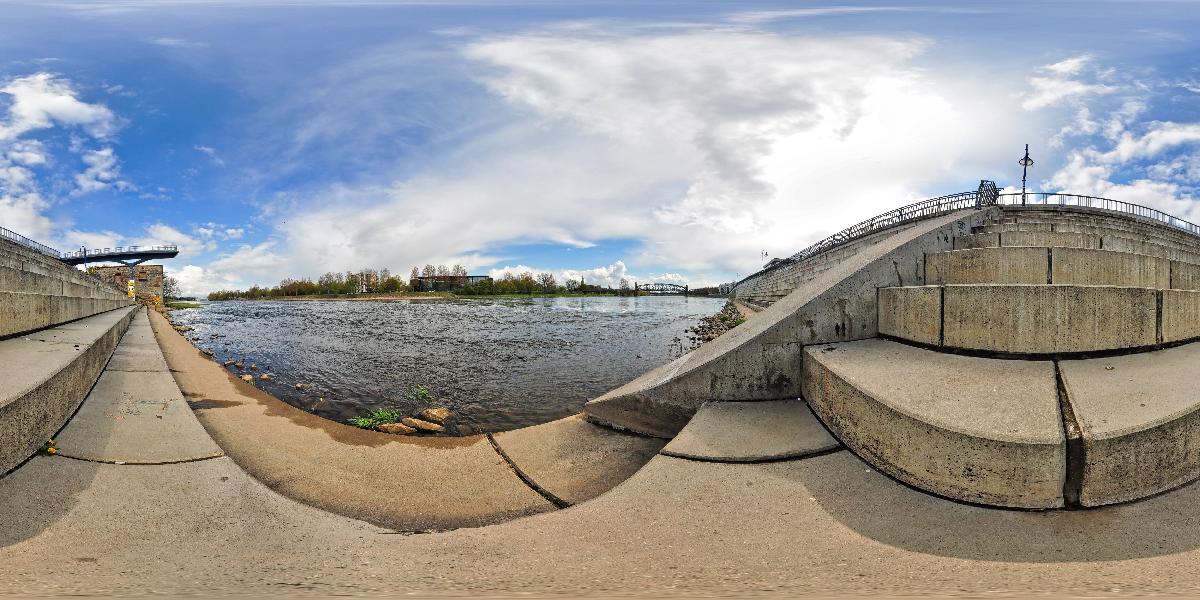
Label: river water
xmin=168 ymin=296 xmax=725 ymax=434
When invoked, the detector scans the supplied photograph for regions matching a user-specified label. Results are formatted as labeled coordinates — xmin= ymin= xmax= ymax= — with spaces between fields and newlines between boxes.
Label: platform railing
xmin=0 ymin=226 xmax=63 ymax=259
xmin=995 ymin=193 xmax=1200 ymax=237
xmin=60 ymin=245 xmax=180 ymax=260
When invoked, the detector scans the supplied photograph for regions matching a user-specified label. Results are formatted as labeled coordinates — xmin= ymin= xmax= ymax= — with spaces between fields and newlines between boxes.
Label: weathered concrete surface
xmin=1052 ymin=247 xmax=1171 ymax=288
xmin=0 ymin=292 xmax=128 ymax=338
xmin=0 ymin=306 xmax=135 ymax=475
xmin=1002 ymin=231 xmax=1100 ymax=249
xmin=585 ymin=208 xmax=993 ymax=438
xmin=492 ymin=414 xmax=666 ymax=505
xmin=952 ymin=232 xmax=998 ymax=250
xmin=53 ymin=312 xmax=223 ymax=464
xmin=1061 ymin=343 xmax=1200 ymax=506
xmin=925 ymin=246 xmax=1048 ymax=285
xmin=942 ymin=284 xmax=1157 ymax=354
xmin=1173 ymin=260 xmax=1200 ymax=290
xmin=19 ymin=439 xmax=1200 ymax=595
xmin=1163 ymin=289 xmax=1200 ymax=343
xmin=876 ymin=285 xmax=940 ymax=345
xmin=148 ymin=309 xmax=556 ymax=531
xmin=802 ymin=339 xmax=1064 ymax=508
xmin=660 ymin=399 xmax=839 ymax=462
xmin=977 ymin=222 xmax=1054 ymax=233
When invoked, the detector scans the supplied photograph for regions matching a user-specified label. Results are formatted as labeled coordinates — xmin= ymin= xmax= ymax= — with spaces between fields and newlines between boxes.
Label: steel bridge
xmin=636 ymin=282 xmax=689 ymax=295
xmin=61 ymin=246 xmax=180 ymax=285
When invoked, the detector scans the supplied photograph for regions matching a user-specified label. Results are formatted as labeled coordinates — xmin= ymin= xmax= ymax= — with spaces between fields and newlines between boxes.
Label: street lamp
xmin=1019 ymin=144 xmax=1034 ymax=205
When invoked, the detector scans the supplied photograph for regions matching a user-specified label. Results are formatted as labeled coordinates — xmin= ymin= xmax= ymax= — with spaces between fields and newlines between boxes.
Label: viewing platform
xmin=59 ymin=245 xmax=179 ymax=267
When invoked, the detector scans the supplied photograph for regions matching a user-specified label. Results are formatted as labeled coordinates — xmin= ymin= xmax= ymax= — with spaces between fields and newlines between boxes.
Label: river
xmin=167 ymin=295 xmax=726 ymax=434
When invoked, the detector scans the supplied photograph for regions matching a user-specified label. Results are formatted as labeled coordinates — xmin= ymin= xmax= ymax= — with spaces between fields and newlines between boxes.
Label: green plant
xmin=347 ymin=416 xmax=377 ymax=429
xmin=369 ymin=408 xmax=400 ymax=424
xmin=408 ymin=385 xmax=433 ymax=403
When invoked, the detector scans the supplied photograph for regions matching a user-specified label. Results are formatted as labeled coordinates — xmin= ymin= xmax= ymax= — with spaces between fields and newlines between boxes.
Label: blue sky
xmin=1 ymin=1 xmax=1198 ymax=295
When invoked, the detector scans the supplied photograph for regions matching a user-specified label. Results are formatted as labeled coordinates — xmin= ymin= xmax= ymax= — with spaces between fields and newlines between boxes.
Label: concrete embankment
xmin=148 ymin=309 xmax=665 ymax=530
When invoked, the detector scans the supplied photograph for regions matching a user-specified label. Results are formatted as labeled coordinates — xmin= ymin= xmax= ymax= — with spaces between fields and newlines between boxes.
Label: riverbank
xmin=207 ymin=291 xmax=724 ymax=302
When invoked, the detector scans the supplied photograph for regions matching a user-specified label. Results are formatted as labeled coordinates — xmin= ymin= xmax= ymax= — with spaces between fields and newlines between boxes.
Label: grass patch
xmin=166 ymin=301 xmax=204 ymax=309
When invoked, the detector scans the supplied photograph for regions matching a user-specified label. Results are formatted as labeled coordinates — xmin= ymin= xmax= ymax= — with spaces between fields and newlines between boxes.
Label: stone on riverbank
xmin=223 ymin=360 xmax=235 ymax=367
xmin=202 ymin=349 xmax=214 ymax=356
xmin=377 ymin=422 xmax=417 ymax=434
xmin=260 ymin=374 xmax=272 ymax=381
xmin=419 ymin=407 xmax=451 ymax=423
xmin=295 ymin=383 xmax=308 ymax=390
xmin=240 ymin=374 xmax=254 ymax=383
xmin=234 ymin=362 xmax=244 ymax=369
xmin=402 ymin=417 xmax=444 ymax=432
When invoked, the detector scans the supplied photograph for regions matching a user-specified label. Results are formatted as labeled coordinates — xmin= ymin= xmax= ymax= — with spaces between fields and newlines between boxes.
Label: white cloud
xmin=151 ymin=37 xmax=208 ymax=49
xmin=135 ymin=222 xmax=216 ymax=258
xmin=0 ymin=73 xmax=117 ymax=141
xmin=194 ymin=144 xmax=225 ymax=166
xmin=248 ymin=27 xmax=1028 ymax=287
xmin=1022 ymin=55 xmax=1119 ymax=111
xmin=223 ymin=227 xmax=244 ymax=239
xmin=0 ymin=73 xmax=126 ymax=244
xmin=74 ymin=147 xmax=130 ymax=193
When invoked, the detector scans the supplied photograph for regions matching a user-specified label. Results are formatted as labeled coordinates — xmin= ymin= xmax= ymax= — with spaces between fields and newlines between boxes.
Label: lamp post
xmin=1019 ymin=144 xmax=1034 ymax=205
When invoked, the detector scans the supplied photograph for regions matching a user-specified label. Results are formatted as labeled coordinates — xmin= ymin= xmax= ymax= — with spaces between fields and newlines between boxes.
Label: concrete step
xmin=491 ymin=414 xmax=666 ymax=506
xmin=659 ymin=399 xmax=840 ymax=462
xmin=800 ymin=338 xmax=1065 ymax=508
xmin=926 ymin=247 xmax=1174 ymax=288
xmin=1060 ymin=343 xmax=1200 ymax=507
xmin=54 ymin=311 xmax=224 ymax=464
xmin=879 ymin=284 xmax=1200 ymax=354
xmin=953 ymin=231 xmax=1100 ymax=250
xmin=0 ymin=291 xmax=131 ymax=338
xmin=0 ymin=305 xmax=136 ymax=474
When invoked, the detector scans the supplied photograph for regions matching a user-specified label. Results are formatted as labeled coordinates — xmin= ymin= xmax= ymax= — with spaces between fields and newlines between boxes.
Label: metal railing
xmin=60 ymin=245 xmax=180 ymax=261
xmin=733 ymin=190 xmax=981 ymax=289
xmin=995 ymin=193 xmax=1200 ymax=237
xmin=0 ymin=226 xmax=63 ymax=259
xmin=733 ymin=187 xmax=1200 ymax=293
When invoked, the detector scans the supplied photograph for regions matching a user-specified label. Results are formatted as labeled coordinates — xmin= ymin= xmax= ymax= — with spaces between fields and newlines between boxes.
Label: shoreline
xmin=204 ymin=292 xmax=728 ymax=303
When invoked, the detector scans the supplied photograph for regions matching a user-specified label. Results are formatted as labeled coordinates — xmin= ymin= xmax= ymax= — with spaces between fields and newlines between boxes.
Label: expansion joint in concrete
xmin=485 ymin=433 xmax=571 ymax=509
xmin=54 ymin=453 xmax=225 ymax=466
xmin=1054 ymin=360 xmax=1085 ymax=509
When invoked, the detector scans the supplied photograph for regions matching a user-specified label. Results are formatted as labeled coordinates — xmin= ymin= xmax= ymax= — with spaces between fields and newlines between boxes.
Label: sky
xmin=0 ymin=1 xmax=1198 ymax=295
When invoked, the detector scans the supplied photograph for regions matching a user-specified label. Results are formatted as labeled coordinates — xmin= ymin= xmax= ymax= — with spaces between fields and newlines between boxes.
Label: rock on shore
xmin=401 ymin=417 xmax=444 ymax=432
xmin=419 ymin=407 xmax=451 ymax=423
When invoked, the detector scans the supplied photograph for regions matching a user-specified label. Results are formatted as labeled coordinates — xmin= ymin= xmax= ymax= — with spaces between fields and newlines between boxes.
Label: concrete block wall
xmin=0 ymin=237 xmax=133 ymax=338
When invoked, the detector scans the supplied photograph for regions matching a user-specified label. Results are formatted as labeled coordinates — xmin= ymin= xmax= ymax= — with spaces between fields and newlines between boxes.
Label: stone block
xmin=925 ymin=247 xmax=1048 ymax=285
xmin=802 ymin=339 xmax=1064 ymax=508
xmin=941 ymin=284 xmax=1157 ymax=354
xmin=877 ymin=286 xmax=940 ymax=346
xmin=953 ymin=232 xmax=998 ymax=250
xmin=1001 ymin=231 xmax=1100 ymax=249
xmin=1162 ymin=289 xmax=1200 ymax=343
xmin=1051 ymin=247 xmax=1171 ymax=288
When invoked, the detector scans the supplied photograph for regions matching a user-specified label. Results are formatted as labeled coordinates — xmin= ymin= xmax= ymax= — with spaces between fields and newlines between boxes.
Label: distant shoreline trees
xmin=207 ymin=264 xmax=717 ymax=301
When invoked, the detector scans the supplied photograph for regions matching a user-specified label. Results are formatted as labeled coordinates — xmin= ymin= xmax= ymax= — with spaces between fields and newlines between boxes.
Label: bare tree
xmin=451 ymin=264 xmax=468 ymax=277
xmin=422 ymin=264 xmax=437 ymax=278
xmin=162 ymin=276 xmax=180 ymax=299
xmin=436 ymin=264 xmax=450 ymax=277
xmin=537 ymin=272 xmax=556 ymax=292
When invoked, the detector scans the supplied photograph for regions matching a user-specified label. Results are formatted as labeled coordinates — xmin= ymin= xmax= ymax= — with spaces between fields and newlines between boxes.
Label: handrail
xmin=732 ymin=190 xmax=980 ymax=289
xmin=0 ymin=226 xmax=62 ymax=259
xmin=733 ymin=188 xmax=1200 ymax=293
xmin=995 ymin=193 xmax=1200 ymax=236
xmin=60 ymin=245 xmax=180 ymax=260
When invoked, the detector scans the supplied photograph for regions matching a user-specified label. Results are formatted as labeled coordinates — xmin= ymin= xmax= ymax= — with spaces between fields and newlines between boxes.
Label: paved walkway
xmin=9 ymin=308 xmax=1200 ymax=596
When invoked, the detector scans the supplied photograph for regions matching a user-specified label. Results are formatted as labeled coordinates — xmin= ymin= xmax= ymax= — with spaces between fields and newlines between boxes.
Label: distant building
xmin=410 ymin=275 xmax=492 ymax=292
xmin=91 ymin=264 xmax=164 ymax=302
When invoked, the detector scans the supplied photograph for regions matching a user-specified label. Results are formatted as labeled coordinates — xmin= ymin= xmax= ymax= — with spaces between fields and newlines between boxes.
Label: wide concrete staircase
xmin=0 ymin=233 xmax=136 ymax=475
xmin=804 ymin=207 xmax=1200 ymax=509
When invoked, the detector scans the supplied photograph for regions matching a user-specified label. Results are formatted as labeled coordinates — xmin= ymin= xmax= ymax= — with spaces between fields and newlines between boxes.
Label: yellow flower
xmin=47 ymin=448 xmax=57 ymax=455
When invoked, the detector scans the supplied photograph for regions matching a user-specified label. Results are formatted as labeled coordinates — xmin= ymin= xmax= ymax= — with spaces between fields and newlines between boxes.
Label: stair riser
xmin=880 ymin=285 xmax=1200 ymax=354
xmin=802 ymin=343 xmax=1066 ymax=509
xmin=928 ymin=247 xmax=1175 ymax=288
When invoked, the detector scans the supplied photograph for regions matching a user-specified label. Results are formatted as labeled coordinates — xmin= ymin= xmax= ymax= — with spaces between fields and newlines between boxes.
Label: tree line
xmin=205 ymin=264 xmax=683 ymax=300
